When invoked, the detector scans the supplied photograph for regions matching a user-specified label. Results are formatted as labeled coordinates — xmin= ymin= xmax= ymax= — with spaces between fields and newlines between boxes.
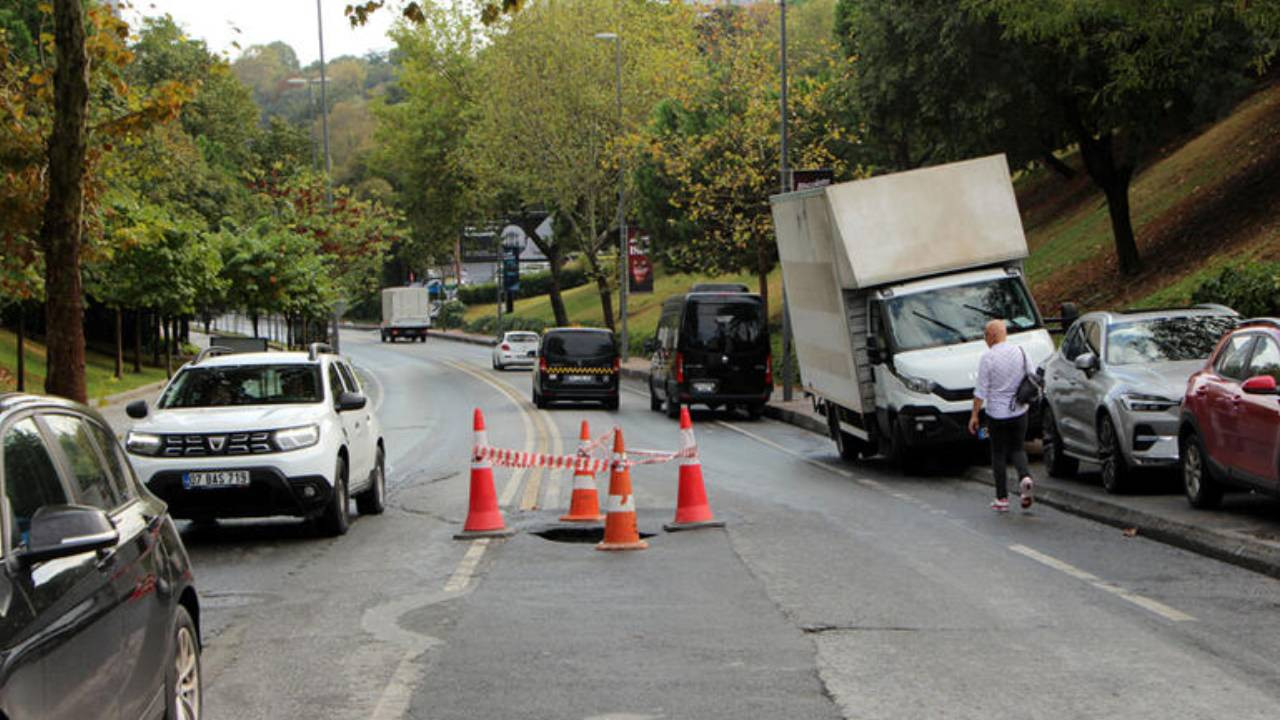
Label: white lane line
xmin=444 ymin=538 xmax=491 ymax=593
xmin=715 ymin=420 xmax=856 ymax=479
xmin=444 ymin=360 xmax=536 ymax=508
xmin=369 ymin=648 xmax=426 ymax=720
xmin=1009 ymin=544 xmax=1196 ymax=622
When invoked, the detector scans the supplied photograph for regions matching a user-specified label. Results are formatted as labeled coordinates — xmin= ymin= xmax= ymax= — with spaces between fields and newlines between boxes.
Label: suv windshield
xmin=684 ymin=298 xmax=766 ymax=353
xmin=885 ymin=277 xmax=1040 ymax=352
xmin=543 ymin=332 xmax=614 ymax=360
xmin=1106 ymin=316 xmax=1237 ymax=365
xmin=159 ymin=364 xmax=323 ymax=408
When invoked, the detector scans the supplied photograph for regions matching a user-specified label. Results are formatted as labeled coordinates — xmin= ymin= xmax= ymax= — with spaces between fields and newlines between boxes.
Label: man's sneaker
xmin=990 ymin=498 xmax=1010 ymax=512
xmin=1020 ymin=477 xmax=1035 ymax=509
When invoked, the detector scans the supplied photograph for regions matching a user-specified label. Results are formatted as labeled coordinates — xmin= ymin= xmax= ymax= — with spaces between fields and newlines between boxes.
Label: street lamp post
xmin=779 ymin=0 xmax=793 ymax=401
xmin=286 ymin=77 xmax=327 ymax=171
xmin=314 ymin=0 xmax=339 ymax=351
xmin=595 ymin=31 xmax=628 ymax=362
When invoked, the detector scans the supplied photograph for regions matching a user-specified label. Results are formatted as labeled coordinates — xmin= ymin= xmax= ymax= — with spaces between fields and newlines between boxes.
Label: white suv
xmin=124 ymin=344 xmax=385 ymax=536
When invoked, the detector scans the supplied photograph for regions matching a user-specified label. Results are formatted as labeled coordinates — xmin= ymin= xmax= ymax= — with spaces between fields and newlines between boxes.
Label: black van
xmin=533 ymin=328 xmax=620 ymax=410
xmin=646 ymin=287 xmax=772 ymax=419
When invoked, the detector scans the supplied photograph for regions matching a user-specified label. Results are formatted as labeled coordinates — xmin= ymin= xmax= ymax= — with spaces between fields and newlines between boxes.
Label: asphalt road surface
xmin=181 ymin=329 xmax=1280 ymax=719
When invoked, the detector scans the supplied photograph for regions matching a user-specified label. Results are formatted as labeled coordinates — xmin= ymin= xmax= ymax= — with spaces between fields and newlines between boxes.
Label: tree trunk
xmin=1041 ymin=151 xmax=1076 ymax=179
xmin=545 ymin=247 xmax=570 ymax=327
xmin=1067 ymin=119 xmax=1141 ymax=276
xmin=38 ymin=0 xmax=90 ymax=402
xmin=152 ymin=311 xmax=160 ymax=366
xmin=756 ymin=238 xmax=772 ymax=322
xmin=595 ymin=274 xmax=615 ymax=331
xmin=114 ymin=308 xmax=123 ymax=379
xmin=252 ymin=312 xmax=259 ymax=338
xmin=133 ymin=311 xmax=142 ymax=373
xmin=16 ymin=307 xmax=25 ymax=392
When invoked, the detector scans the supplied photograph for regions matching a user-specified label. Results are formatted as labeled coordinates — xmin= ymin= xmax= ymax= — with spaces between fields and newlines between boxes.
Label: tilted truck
xmin=769 ymin=154 xmax=1056 ymax=464
xmin=380 ymin=286 xmax=432 ymax=342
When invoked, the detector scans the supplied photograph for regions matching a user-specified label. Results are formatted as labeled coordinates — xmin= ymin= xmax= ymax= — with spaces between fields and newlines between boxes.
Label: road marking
xmin=1009 ymin=544 xmax=1196 ymax=622
xmin=444 ymin=360 xmax=538 ymax=508
xmin=444 ymin=538 xmax=491 ymax=593
xmin=715 ymin=420 xmax=856 ymax=479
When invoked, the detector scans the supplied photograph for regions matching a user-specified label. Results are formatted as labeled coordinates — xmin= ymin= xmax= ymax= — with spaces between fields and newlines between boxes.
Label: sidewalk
xmin=428 ymin=326 xmax=1280 ymax=579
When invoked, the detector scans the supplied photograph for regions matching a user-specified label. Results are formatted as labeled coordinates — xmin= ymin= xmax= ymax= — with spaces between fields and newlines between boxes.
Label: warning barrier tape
xmin=474 ymin=443 xmax=696 ymax=471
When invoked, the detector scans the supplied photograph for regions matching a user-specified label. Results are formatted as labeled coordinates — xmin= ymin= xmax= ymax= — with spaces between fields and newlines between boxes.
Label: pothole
xmin=534 ymin=527 xmax=657 ymax=543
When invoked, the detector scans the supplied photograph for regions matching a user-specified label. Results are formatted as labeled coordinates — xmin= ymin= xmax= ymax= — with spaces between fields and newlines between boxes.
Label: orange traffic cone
xmin=561 ymin=420 xmax=604 ymax=523
xmin=596 ymin=427 xmax=648 ymax=551
xmin=664 ymin=406 xmax=725 ymax=532
xmin=455 ymin=408 xmax=515 ymax=539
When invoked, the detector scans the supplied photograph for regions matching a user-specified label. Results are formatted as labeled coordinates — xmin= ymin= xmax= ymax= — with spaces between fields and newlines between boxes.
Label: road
xmin=179 ymin=329 xmax=1280 ymax=719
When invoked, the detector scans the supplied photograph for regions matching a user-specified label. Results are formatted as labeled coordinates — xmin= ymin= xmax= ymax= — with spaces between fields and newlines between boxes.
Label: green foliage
xmin=466 ymin=313 xmax=548 ymax=337
xmin=456 ymin=265 xmax=590 ymax=306
xmin=1191 ymin=263 xmax=1280 ymax=318
xmin=435 ymin=300 xmax=467 ymax=329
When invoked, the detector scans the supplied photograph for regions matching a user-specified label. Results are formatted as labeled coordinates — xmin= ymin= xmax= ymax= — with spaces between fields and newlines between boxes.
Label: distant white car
xmin=492 ymin=331 xmax=540 ymax=370
xmin=123 ymin=344 xmax=385 ymax=536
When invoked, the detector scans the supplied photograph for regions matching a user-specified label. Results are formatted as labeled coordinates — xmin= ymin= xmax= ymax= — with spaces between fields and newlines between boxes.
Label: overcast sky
xmin=126 ymin=1 xmax=398 ymax=65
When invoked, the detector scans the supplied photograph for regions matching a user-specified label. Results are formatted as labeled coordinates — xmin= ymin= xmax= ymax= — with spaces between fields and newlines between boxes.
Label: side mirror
xmin=336 ymin=391 xmax=368 ymax=412
xmin=126 ymin=400 xmax=148 ymax=419
xmin=18 ymin=505 xmax=118 ymax=568
xmin=642 ymin=337 xmax=658 ymax=354
xmin=1060 ymin=302 xmax=1080 ymax=327
xmin=1242 ymin=375 xmax=1278 ymax=395
xmin=1074 ymin=352 xmax=1099 ymax=372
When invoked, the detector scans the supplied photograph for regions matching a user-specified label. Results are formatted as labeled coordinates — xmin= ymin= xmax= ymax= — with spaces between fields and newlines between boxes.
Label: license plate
xmin=692 ymin=381 xmax=717 ymax=393
xmin=183 ymin=470 xmax=251 ymax=489
xmin=564 ymin=375 xmax=593 ymax=384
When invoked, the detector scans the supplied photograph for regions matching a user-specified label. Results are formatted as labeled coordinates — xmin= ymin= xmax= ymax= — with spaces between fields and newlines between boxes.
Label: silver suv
xmin=1041 ymin=307 xmax=1237 ymax=492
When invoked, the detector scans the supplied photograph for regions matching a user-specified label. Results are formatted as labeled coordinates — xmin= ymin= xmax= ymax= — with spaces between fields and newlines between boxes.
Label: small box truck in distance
xmin=770 ymin=154 xmax=1054 ymax=467
xmin=380 ymin=287 xmax=432 ymax=342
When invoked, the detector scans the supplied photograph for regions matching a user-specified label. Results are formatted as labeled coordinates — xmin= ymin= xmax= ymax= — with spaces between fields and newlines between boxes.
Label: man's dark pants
xmin=989 ymin=413 xmax=1031 ymax=500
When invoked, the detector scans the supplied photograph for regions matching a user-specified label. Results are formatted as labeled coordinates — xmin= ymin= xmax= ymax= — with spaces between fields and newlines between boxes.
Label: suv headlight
xmin=125 ymin=431 xmax=162 ymax=456
xmin=274 ymin=424 xmax=320 ymax=451
xmin=897 ymin=372 xmax=935 ymax=395
xmin=1120 ymin=394 xmax=1179 ymax=412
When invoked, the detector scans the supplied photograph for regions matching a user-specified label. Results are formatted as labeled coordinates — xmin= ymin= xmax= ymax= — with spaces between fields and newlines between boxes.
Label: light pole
xmin=779 ymin=0 xmax=794 ymax=401
xmin=314 ymin=1 xmax=340 ymax=351
xmin=595 ymin=31 xmax=628 ymax=361
xmin=286 ymin=76 xmax=328 ymax=171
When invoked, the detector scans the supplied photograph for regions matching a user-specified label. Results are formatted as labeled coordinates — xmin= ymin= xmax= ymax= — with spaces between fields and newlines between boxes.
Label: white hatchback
xmin=123 ymin=344 xmax=385 ymax=536
xmin=492 ymin=331 xmax=540 ymax=370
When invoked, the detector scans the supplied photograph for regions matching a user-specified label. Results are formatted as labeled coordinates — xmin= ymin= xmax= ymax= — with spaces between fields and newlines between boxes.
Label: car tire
xmin=746 ymin=403 xmax=764 ymax=421
xmin=319 ymin=457 xmax=350 ymax=536
xmin=1042 ymin=406 xmax=1079 ymax=478
xmin=164 ymin=605 xmax=202 ymax=720
xmin=1181 ymin=430 xmax=1223 ymax=509
xmin=665 ymin=391 xmax=681 ymax=419
xmin=649 ymin=381 xmax=662 ymax=412
xmin=355 ymin=447 xmax=387 ymax=516
xmin=380 ymin=333 xmax=387 ymax=343
xmin=604 ymin=395 xmax=620 ymax=411
xmin=1098 ymin=414 xmax=1130 ymax=494
xmin=533 ymin=390 xmax=546 ymax=409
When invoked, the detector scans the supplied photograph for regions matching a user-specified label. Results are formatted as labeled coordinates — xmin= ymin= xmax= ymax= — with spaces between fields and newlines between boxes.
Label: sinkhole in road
xmin=534 ymin=527 xmax=657 ymax=543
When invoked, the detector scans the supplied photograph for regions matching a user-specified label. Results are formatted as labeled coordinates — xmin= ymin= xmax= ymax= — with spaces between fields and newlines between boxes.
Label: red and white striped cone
xmin=560 ymin=420 xmax=604 ymax=522
xmin=454 ymin=408 xmax=515 ymax=539
xmin=596 ymin=428 xmax=648 ymax=551
xmin=664 ymin=406 xmax=725 ymax=532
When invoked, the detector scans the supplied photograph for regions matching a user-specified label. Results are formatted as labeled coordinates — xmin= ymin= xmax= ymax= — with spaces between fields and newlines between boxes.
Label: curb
xmin=961 ymin=466 xmax=1280 ymax=580
xmin=762 ymin=402 xmax=828 ymax=436
xmin=426 ymin=330 xmax=496 ymax=348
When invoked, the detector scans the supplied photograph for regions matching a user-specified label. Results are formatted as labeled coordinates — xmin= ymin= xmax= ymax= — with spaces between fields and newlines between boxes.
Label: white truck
xmin=770 ymin=155 xmax=1056 ymax=465
xmin=380 ymin=286 xmax=432 ymax=343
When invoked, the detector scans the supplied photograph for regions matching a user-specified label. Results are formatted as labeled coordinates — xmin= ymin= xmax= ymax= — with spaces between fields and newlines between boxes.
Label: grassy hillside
xmin=0 ymin=329 xmax=169 ymax=402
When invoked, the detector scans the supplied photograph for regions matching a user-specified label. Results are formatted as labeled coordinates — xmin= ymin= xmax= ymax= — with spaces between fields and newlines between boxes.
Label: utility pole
xmin=316 ymin=0 xmax=338 ymax=352
xmin=779 ymin=0 xmax=794 ymax=401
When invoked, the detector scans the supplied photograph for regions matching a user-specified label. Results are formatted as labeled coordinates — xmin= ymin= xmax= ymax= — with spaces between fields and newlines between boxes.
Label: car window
xmin=329 ymin=363 xmax=347 ymax=402
xmin=42 ymin=414 xmax=125 ymax=512
xmin=543 ymin=332 xmax=615 ymax=360
xmin=3 ymin=418 xmax=70 ymax=550
xmin=337 ymin=363 xmax=361 ymax=393
xmin=507 ymin=333 xmax=539 ymax=343
xmin=85 ymin=420 xmax=137 ymax=503
xmin=1246 ymin=337 xmax=1280 ymax=382
xmin=1084 ymin=322 xmax=1101 ymax=355
xmin=1105 ymin=315 xmax=1237 ymax=365
xmin=1062 ymin=325 xmax=1086 ymax=361
xmin=1215 ymin=334 xmax=1257 ymax=381
xmin=159 ymin=364 xmax=322 ymax=407
xmin=683 ymin=298 xmax=767 ymax=353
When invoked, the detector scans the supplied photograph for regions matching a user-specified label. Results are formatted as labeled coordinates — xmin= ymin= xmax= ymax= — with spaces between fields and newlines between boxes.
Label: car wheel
xmin=355 ymin=446 xmax=387 ymax=516
xmin=380 ymin=333 xmax=387 ymax=343
xmin=319 ymin=457 xmax=350 ymax=536
xmin=1098 ymin=415 xmax=1130 ymax=494
xmin=746 ymin=403 xmax=764 ymax=421
xmin=604 ymin=395 xmax=620 ymax=411
xmin=1182 ymin=431 xmax=1223 ymax=509
xmin=1042 ymin=406 xmax=1079 ymax=478
xmin=165 ymin=605 xmax=202 ymax=720
xmin=649 ymin=380 xmax=662 ymax=412
xmin=533 ymin=390 xmax=546 ymax=409
xmin=664 ymin=391 xmax=680 ymax=419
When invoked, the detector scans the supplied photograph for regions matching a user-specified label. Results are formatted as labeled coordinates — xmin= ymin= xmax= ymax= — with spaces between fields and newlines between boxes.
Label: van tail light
xmin=501 ymin=343 xmax=510 ymax=351
xmin=765 ymin=354 xmax=773 ymax=386
xmin=539 ymin=356 xmax=548 ymax=372
xmin=675 ymin=351 xmax=685 ymax=383
xmin=613 ymin=357 xmax=620 ymax=372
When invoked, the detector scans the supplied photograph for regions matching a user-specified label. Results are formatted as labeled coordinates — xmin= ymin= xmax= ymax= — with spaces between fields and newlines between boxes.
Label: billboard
xmin=627 ymin=228 xmax=654 ymax=293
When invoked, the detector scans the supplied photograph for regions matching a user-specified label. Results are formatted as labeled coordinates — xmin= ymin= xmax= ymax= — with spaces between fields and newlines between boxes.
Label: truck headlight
xmin=125 ymin=431 xmax=163 ymax=456
xmin=897 ymin=372 xmax=934 ymax=395
xmin=1120 ymin=394 xmax=1178 ymax=412
xmin=274 ymin=424 xmax=320 ymax=451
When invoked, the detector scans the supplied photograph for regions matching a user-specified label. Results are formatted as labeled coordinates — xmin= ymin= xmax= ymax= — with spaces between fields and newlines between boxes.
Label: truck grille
xmin=160 ymin=432 xmax=275 ymax=457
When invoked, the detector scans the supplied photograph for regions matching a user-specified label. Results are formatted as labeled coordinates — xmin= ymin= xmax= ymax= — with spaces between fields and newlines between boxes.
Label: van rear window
xmin=543 ymin=332 xmax=615 ymax=359
xmin=685 ymin=299 xmax=765 ymax=352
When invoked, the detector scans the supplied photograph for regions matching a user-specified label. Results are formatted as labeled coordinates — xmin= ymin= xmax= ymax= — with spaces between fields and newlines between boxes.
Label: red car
xmin=1179 ymin=318 xmax=1280 ymax=507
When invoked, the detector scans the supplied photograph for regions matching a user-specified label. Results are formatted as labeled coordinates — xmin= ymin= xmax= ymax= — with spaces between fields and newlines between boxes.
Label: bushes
xmin=457 ymin=265 xmax=590 ymax=306
xmin=435 ymin=300 xmax=467 ymax=329
xmin=1191 ymin=263 xmax=1280 ymax=317
xmin=465 ymin=314 xmax=550 ymax=336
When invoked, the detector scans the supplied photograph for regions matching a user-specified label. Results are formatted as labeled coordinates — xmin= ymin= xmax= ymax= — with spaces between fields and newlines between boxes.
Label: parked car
xmin=1 ymin=392 xmax=202 ymax=720
xmin=646 ymin=285 xmax=772 ymax=420
xmin=492 ymin=331 xmax=540 ymax=370
xmin=1041 ymin=307 xmax=1237 ymax=492
xmin=1179 ymin=318 xmax=1280 ymax=508
xmin=124 ymin=344 xmax=385 ymax=536
xmin=533 ymin=328 xmax=620 ymax=410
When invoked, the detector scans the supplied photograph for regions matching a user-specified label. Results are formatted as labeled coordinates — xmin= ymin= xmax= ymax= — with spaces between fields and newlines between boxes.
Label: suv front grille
xmin=160 ymin=432 xmax=275 ymax=457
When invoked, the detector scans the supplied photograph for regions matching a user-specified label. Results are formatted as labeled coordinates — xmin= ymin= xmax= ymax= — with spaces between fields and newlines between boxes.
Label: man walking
xmin=968 ymin=320 xmax=1034 ymax=512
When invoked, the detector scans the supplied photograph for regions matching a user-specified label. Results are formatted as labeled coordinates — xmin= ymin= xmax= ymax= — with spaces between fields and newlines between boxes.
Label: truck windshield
xmin=159 ymin=365 xmax=323 ymax=408
xmin=1105 ymin=316 xmax=1236 ymax=365
xmin=885 ymin=277 xmax=1039 ymax=352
